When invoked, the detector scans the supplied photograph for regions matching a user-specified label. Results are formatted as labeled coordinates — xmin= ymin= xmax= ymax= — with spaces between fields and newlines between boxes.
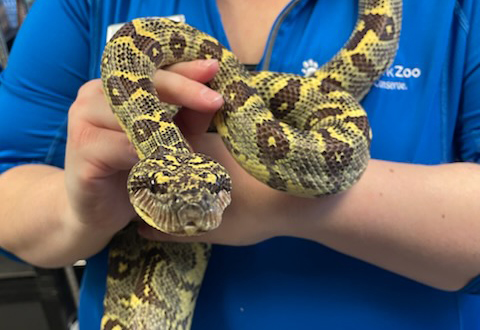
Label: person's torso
xmin=78 ymin=0 xmax=480 ymax=329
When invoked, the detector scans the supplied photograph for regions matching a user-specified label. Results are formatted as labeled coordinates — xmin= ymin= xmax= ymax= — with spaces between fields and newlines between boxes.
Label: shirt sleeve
xmin=456 ymin=0 xmax=480 ymax=163
xmin=0 ymin=0 xmax=91 ymax=174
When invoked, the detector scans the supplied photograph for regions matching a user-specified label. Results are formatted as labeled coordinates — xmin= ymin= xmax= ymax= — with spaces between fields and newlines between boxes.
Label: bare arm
xmin=0 ymin=165 xmax=117 ymax=267
xmin=300 ymin=159 xmax=480 ymax=291
xmin=144 ymin=135 xmax=480 ymax=292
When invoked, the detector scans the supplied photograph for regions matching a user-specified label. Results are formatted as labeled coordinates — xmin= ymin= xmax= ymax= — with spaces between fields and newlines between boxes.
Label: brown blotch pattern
xmin=344 ymin=116 xmax=371 ymax=142
xmin=361 ymin=13 xmax=396 ymax=41
xmin=104 ymin=43 xmax=149 ymax=75
xmin=379 ymin=16 xmax=396 ymax=41
xmin=132 ymin=119 xmax=161 ymax=143
xmin=319 ymin=129 xmax=354 ymax=176
xmin=169 ymin=32 xmax=187 ymax=59
xmin=199 ymin=39 xmax=223 ymax=60
xmin=223 ymin=80 xmax=256 ymax=109
xmin=270 ymin=79 xmax=302 ymax=119
xmin=256 ymin=121 xmax=290 ymax=163
xmin=305 ymin=107 xmax=343 ymax=130
xmin=161 ymin=126 xmax=181 ymax=144
xmin=108 ymin=254 xmax=136 ymax=280
xmin=346 ymin=13 xmax=393 ymax=51
xmin=106 ymin=75 xmax=141 ymax=106
xmin=133 ymin=33 xmax=164 ymax=66
xmin=351 ymin=53 xmax=376 ymax=75
xmin=133 ymin=95 xmax=171 ymax=118
xmin=109 ymin=22 xmax=135 ymax=41
xmin=137 ymin=77 xmax=158 ymax=97
xmin=319 ymin=77 xmax=344 ymax=94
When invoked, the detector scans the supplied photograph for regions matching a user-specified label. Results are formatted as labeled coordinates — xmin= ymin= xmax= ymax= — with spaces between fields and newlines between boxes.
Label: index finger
xmin=153 ymin=62 xmax=224 ymax=113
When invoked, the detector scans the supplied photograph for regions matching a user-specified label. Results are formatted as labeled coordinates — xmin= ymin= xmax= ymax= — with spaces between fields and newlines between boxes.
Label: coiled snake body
xmin=100 ymin=0 xmax=402 ymax=328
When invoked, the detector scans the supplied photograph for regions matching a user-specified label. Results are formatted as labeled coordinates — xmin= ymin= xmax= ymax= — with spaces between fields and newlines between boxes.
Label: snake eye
xmin=148 ymin=178 xmax=157 ymax=193
xmin=148 ymin=178 xmax=168 ymax=195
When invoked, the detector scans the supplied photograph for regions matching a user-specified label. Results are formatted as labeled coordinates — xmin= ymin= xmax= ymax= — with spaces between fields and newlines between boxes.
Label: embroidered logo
xmin=374 ymin=64 xmax=422 ymax=91
xmin=300 ymin=57 xmax=421 ymax=92
xmin=301 ymin=59 xmax=319 ymax=77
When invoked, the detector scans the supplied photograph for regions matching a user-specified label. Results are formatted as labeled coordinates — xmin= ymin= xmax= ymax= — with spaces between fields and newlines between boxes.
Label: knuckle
xmin=68 ymin=119 xmax=99 ymax=151
xmin=75 ymin=162 xmax=98 ymax=188
xmin=68 ymin=101 xmax=83 ymax=122
xmin=77 ymin=79 xmax=103 ymax=99
xmin=69 ymin=80 xmax=103 ymax=119
xmin=165 ymin=60 xmax=197 ymax=73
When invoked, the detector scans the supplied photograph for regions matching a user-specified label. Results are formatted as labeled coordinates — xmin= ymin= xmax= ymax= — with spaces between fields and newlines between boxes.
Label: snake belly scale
xmin=100 ymin=0 xmax=402 ymax=329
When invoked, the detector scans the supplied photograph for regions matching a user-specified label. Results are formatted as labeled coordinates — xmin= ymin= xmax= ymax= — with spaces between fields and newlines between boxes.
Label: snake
xmin=99 ymin=0 xmax=402 ymax=329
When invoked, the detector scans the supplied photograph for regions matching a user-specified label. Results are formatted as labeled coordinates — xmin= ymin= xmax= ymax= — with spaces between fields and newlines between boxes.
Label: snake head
xmin=127 ymin=153 xmax=232 ymax=236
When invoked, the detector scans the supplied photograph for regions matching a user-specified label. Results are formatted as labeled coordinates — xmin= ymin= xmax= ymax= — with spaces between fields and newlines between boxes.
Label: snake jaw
xmin=131 ymin=188 xmax=231 ymax=237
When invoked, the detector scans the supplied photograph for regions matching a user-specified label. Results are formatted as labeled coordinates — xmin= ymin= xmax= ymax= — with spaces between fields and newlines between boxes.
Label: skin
xmin=1 ymin=0 xmax=480 ymax=293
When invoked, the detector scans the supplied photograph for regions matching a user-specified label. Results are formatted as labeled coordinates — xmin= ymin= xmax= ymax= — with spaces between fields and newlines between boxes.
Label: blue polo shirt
xmin=1 ymin=0 xmax=480 ymax=329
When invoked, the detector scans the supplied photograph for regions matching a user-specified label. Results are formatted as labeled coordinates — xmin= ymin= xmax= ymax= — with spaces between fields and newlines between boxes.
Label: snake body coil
xmin=100 ymin=1 xmax=402 ymax=328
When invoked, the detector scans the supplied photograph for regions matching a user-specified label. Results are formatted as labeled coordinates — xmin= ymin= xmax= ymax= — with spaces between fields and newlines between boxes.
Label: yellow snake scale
xmin=100 ymin=0 xmax=402 ymax=328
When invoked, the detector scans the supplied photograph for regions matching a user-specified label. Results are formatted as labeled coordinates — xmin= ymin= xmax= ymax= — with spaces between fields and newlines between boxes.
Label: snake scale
xmin=100 ymin=0 xmax=402 ymax=329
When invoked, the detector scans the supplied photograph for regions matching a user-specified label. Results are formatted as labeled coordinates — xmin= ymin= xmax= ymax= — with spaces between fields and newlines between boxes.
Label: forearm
xmin=0 ymin=165 xmax=114 ymax=267
xmin=287 ymin=160 xmax=480 ymax=291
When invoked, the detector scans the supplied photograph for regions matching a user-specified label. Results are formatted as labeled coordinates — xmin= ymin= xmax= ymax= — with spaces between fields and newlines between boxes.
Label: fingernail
xmin=200 ymin=88 xmax=224 ymax=106
xmin=201 ymin=59 xmax=218 ymax=68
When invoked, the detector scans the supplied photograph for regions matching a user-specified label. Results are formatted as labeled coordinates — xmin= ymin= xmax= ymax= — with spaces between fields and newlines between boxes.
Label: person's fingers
xmin=75 ymin=62 xmax=224 ymax=140
xmin=175 ymin=107 xmax=216 ymax=136
xmin=69 ymin=60 xmax=225 ymax=183
xmin=165 ymin=61 xmax=222 ymax=136
xmin=164 ymin=59 xmax=220 ymax=83
xmin=74 ymin=79 xmax=124 ymax=132
xmin=153 ymin=62 xmax=224 ymax=113
xmin=68 ymin=125 xmax=139 ymax=178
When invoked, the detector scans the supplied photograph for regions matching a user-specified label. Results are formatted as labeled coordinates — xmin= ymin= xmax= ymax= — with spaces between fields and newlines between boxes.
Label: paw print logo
xmin=301 ymin=59 xmax=319 ymax=77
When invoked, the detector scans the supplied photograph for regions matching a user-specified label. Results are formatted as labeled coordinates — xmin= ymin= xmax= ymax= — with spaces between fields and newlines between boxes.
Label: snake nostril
xmin=173 ymin=195 xmax=182 ymax=205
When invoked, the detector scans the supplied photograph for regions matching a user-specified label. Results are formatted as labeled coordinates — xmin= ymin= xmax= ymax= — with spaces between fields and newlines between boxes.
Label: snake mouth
xmin=131 ymin=189 xmax=231 ymax=236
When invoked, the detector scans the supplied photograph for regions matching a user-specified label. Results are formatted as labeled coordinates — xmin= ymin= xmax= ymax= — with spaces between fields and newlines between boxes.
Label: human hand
xmin=63 ymin=59 xmax=224 ymax=240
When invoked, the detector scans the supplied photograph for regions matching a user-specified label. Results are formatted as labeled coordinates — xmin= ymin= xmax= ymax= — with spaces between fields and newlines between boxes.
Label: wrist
xmin=272 ymin=165 xmax=370 ymax=242
xmin=41 ymin=171 xmax=119 ymax=265
xmin=61 ymin=196 xmax=119 ymax=260
xmin=273 ymin=193 xmax=342 ymax=241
